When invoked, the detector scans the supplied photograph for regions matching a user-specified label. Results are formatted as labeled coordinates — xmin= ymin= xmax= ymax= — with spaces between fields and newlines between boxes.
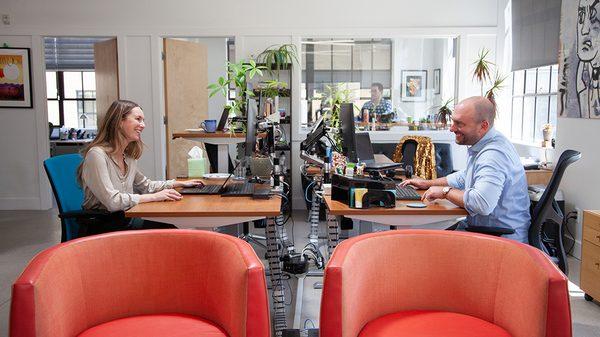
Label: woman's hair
xmin=77 ymin=99 xmax=144 ymax=184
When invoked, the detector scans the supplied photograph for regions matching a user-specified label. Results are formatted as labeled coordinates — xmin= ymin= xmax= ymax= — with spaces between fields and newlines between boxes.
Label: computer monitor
xmin=245 ymin=97 xmax=258 ymax=158
xmin=339 ymin=103 xmax=358 ymax=162
xmin=49 ymin=126 xmax=60 ymax=140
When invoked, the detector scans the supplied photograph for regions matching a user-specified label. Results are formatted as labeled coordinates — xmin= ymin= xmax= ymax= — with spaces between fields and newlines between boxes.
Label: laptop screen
xmin=355 ymin=132 xmax=375 ymax=161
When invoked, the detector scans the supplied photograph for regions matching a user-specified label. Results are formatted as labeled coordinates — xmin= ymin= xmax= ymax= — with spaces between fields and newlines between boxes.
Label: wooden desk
xmin=323 ymin=191 xmax=467 ymax=254
xmin=125 ymin=191 xmax=287 ymax=333
xmin=173 ymin=130 xmax=246 ymax=173
xmin=525 ymin=169 xmax=553 ymax=185
xmin=126 ymin=193 xmax=280 ymax=227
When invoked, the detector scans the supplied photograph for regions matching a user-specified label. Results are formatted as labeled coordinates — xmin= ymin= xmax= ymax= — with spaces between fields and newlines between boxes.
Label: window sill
xmin=510 ymin=139 xmax=554 ymax=150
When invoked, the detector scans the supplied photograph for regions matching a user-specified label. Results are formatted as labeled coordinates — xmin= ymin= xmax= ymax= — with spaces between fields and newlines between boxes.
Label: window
xmin=509 ymin=65 xmax=558 ymax=144
xmin=301 ymin=39 xmax=393 ymax=127
xmin=46 ymin=71 xmax=97 ymax=129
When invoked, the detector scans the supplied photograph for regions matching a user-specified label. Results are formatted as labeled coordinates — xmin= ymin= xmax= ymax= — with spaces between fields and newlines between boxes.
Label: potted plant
xmin=472 ymin=48 xmax=494 ymax=96
xmin=318 ymin=83 xmax=355 ymax=150
xmin=433 ymin=98 xmax=454 ymax=129
xmin=472 ymin=47 xmax=507 ymax=114
xmin=255 ymin=44 xmax=299 ymax=81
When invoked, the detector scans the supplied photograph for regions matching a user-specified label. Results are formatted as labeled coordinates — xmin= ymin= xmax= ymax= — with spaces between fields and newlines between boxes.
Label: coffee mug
xmin=201 ymin=119 xmax=217 ymax=133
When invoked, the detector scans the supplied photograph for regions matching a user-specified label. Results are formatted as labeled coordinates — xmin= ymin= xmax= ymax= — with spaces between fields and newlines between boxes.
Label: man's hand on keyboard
xmin=400 ymin=177 xmax=430 ymax=190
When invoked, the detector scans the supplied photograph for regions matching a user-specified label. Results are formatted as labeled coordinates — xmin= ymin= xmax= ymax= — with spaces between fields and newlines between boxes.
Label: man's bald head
xmin=456 ymin=96 xmax=496 ymax=126
xmin=449 ymin=96 xmax=496 ymax=145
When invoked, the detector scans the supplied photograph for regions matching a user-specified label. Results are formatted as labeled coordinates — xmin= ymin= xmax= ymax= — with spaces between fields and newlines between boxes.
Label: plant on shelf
xmin=255 ymin=79 xmax=290 ymax=99
xmin=253 ymin=44 xmax=298 ymax=100
xmin=208 ymin=59 xmax=266 ymax=117
xmin=255 ymin=44 xmax=299 ymax=80
xmin=432 ymin=98 xmax=454 ymax=129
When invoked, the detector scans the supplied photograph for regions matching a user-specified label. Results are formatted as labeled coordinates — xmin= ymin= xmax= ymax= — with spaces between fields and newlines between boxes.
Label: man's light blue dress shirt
xmin=446 ymin=128 xmax=531 ymax=243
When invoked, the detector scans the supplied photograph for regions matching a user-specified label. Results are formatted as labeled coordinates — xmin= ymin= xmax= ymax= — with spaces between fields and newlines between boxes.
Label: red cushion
xmin=358 ymin=310 xmax=512 ymax=337
xmin=78 ymin=313 xmax=229 ymax=337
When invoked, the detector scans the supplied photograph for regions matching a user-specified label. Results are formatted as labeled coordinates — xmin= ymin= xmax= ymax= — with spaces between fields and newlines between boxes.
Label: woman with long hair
xmin=78 ymin=99 xmax=203 ymax=231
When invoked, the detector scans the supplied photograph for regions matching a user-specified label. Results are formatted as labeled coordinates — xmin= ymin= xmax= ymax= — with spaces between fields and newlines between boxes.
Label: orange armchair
xmin=320 ymin=230 xmax=571 ymax=337
xmin=10 ymin=230 xmax=270 ymax=337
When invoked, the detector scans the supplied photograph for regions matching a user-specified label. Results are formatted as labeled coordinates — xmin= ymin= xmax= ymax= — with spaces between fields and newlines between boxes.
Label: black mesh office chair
xmin=467 ymin=149 xmax=581 ymax=275
xmin=528 ymin=150 xmax=581 ymax=275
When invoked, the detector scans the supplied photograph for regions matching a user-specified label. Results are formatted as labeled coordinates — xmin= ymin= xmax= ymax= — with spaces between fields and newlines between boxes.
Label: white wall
xmin=555 ymin=119 xmax=600 ymax=258
xmin=1 ymin=0 xmax=500 ymax=210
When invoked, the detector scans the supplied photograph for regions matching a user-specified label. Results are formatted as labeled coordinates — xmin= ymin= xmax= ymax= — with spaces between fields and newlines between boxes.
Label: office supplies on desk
xmin=406 ymin=202 xmax=427 ymax=208
xmin=332 ymin=174 xmax=395 ymax=206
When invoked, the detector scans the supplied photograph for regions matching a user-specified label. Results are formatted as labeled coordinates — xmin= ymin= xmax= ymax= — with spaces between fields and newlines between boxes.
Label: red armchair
xmin=10 ymin=230 xmax=270 ymax=337
xmin=320 ymin=230 xmax=571 ymax=337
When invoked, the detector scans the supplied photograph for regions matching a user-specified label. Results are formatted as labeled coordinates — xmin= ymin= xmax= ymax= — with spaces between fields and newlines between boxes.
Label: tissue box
xmin=188 ymin=158 xmax=206 ymax=178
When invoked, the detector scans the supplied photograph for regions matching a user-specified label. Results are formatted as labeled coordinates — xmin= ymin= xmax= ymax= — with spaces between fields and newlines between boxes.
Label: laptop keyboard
xmin=180 ymin=184 xmax=221 ymax=194
xmin=395 ymin=185 xmax=421 ymax=200
xmin=223 ymin=183 xmax=254 ymax=196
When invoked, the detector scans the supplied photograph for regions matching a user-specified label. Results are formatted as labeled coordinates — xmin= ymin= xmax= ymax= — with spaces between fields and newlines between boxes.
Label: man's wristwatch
xmin=442 ymin=186 xmax=453 ymax=197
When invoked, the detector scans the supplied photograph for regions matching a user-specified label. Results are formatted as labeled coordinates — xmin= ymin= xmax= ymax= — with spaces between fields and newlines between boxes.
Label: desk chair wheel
xmin=585 ymin=293 xmax=594 ymax=302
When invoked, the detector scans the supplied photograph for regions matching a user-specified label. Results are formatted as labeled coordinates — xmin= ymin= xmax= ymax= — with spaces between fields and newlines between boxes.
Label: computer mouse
xmin=406 ymin=202 xmax=427 ymax=208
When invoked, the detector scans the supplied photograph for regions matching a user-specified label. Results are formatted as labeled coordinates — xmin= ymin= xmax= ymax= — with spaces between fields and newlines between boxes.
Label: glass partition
xmin=300 ymin=37 xmax=457 ymax=130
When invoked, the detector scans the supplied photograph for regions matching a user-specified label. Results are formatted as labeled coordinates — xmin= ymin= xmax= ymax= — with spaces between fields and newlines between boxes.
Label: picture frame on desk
xmin=0 ymin=47 xmax=33 ymax=108
xmin=401 ymin=70 xmax=427 ymax=102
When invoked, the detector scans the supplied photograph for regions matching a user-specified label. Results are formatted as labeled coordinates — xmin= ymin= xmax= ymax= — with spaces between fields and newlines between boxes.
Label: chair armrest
xmin=465 ymin=226 xmax=515 ymax=236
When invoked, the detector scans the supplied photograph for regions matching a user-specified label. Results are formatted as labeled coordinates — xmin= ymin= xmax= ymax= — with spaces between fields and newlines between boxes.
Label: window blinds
xmin=511 ymin=0 xmax=561 ymax=71
xmin=44 ymin=37 xmax=110 ymax=70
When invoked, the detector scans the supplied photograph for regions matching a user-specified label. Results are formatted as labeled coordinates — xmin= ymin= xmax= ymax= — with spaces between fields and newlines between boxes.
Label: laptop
xmin=180 ymin=172 xmax=234 ymax=195
xmin=355 ymin=132 xmax=402 ymax=171
xmin=180 ymin=160 xmax=255 ymax=196
xmin=217 ymin=107 xmax=230 ymax=131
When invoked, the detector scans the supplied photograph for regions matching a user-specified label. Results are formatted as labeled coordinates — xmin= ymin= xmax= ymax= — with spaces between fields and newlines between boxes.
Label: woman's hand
xmin=152 ymin=189 xmax=183 ymax=202
xmin=173 ymin=179 xmax=204 ymax=188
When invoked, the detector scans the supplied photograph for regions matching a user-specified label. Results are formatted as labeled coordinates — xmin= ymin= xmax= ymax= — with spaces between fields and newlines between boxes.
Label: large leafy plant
xmin=207 ymin=59 xmax=266 ymax=116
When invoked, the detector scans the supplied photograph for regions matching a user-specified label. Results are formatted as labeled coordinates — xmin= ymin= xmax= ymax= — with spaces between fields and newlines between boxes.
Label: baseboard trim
xmin=0 ymin=197 xmax=43 ymax=210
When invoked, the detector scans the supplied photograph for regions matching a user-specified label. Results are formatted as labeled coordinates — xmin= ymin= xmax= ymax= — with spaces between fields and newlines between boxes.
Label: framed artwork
xmin=401 ymin=70 xmax=427 ymax=102
xmin=0 ymin=47 xmax=33 ymax=108
xmin=433 ymin=68 xmax=441 ymax=95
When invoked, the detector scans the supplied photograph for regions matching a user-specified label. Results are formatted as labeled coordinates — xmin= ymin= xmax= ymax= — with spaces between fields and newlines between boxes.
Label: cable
xmin=304 ymin=319 xmax=316 ymax=329
xmin=305 ymin=181 xmax=315 ymax=203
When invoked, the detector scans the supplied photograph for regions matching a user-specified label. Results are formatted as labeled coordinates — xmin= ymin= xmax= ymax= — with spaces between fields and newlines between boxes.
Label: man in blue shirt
xmin=401 ymin=96 xmax=531 ymax=242
xmin=361 ymin=83 xmax=393 ymax=121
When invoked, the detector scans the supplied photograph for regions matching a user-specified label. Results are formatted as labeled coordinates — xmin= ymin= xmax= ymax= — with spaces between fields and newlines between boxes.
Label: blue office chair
xmin=44 ymin=154 xmax=112 ymax=242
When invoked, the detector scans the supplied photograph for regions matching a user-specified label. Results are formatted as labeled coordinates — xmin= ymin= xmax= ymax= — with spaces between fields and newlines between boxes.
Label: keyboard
xmin=222 ymin=183 xmax=254 ymax=196
xmin=180 ymin=184 xmax=222 ymax=195
xmin=395 ymin=185 xmax=421 ymax=200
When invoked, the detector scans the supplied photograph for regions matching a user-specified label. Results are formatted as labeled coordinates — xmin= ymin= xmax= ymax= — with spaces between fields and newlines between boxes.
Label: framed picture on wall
xmin=433 ymin=68 xmax=441 ymax=95
xmin=401 ymin=70 xmax=427 ymax=102
xmin=0 ymin=47 xmax=33 ymax=108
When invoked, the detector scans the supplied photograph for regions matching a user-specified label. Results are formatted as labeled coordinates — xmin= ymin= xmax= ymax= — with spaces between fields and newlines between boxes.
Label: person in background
xmin=401 ymin=96 xmax=531 ymax=243
xmin=360 ymin=82 xmax=393 ymax=122
xmin=78 ymin=99 xmax=203 ymax=232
